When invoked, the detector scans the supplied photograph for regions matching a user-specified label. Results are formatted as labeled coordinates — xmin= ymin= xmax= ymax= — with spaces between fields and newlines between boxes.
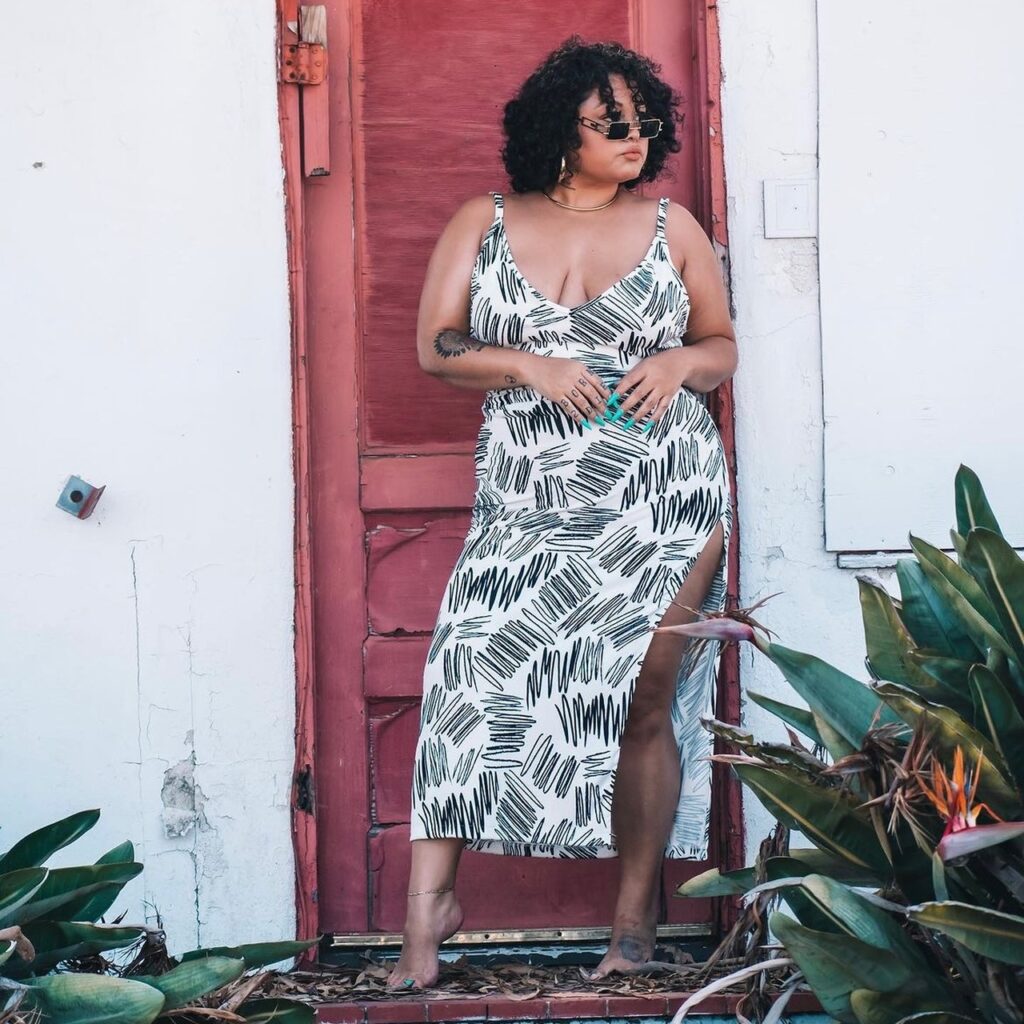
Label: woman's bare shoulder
xmin=438 ymin=193 xmax=499 ymax=247
xmin=664 ymin=199 xmax=711 ymax=270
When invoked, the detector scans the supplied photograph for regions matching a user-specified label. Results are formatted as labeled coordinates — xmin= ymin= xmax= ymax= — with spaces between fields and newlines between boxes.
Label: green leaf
xmin=761 ymin=859 xmax=840 ymax=933
xmin=1 ymin=862 xmax=144 ymax=928
xmin=968 ymin=664 xmax=1024 ymax=792
xmin=961 ymin=528 xmax=1024 ymax=668
xmin=813 ymin=711 xmax=860 ymax=763
xmin=873 ymin=682 xmax=1021 ymax=814
xmin=4 ymin=922 xmax=144 ymax=978
xmin=893 ymin=1014 xmax=982 ymax=1024
xmin=730 ymin=762 xmax=890 ymax=874
xmin=239 ymin=998 xmax=316 ymax=1023
xmin=58 ymin=842 xmax=138 ymax=923
xmin=910 ymin=535 xmax=1014 ymax=661
xmin=763 ymin=642 xmax=902 ymax=749
xmin=0 ymin=810 xmax=100 ymax=875
xmin=896 ymin=559 xmax=979 ymax=661
xmin=905 ymin=652 xmax=977 ymax=719
xmin=0 ymin=868 xmax=47 ymax=922
xmin=849 ymin=989 xmax=961 ymax=1024
xmin=675 ymin=865 xmax=753 ymax=897
xmin=675 ymin=847 xmax=879 ymax=898
xmin=769 ymin=911 xmax=926 ymax=1023
xmin=797 ymin=874 xmax=932 ymax=970
xmin=931 ymin=851 xmax=948 ymax=901
xmin=746 ymin=690 xmax=825 ymax=746
xmin=955 ymin=464 xmax=1003 ymax=540
xmin=22 ymin=974 xmax=164 ymax=1024
xmin=179 ymin=938 xmax=318 ymax=971
xmin=908 ymin=900 xmax=1024 ymax=965
xmin=859 ymin=577 xmax=943 ymax=695
xmin=132 ymin=956 xmax=245 ymax=1009
xmin=0 ymin=939 xmax=16 ymax=966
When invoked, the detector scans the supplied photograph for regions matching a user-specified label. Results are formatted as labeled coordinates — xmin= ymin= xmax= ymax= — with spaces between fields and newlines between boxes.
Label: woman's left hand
xmin=609 ymin=348 xmax=692 ymax=427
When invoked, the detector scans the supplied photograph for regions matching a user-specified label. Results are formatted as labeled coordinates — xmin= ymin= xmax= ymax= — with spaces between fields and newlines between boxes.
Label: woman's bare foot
xmin=581 ymin=917 xmax=656 ymax=981
xmin=386 ymin=890 xmax=464 ymax=991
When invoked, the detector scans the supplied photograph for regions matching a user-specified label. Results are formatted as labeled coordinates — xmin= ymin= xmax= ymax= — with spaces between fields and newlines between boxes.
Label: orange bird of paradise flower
xmin=918 ymin=745 xmax=1003 ymax=839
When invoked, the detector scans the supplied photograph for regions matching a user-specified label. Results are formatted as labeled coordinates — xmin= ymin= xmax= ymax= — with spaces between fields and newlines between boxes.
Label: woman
xmin=388 ymin=36 xmax=738 ymax=990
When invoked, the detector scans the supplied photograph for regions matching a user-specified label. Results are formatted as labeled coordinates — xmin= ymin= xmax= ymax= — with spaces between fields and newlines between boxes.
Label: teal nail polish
xmin=622 ymin=417 xmax=635 ymax=429
xmin=595 ymin=413 xmax=606 ymax=424
xmin=642 ymin=420 xmax=655 ymax=433
xmin=608 ymin=406 xmax=625 ymax=423
xmin=607 ymin=393 xmax=621 ymax=407
xmin=581 ymin=418 xmax=592 ymax=429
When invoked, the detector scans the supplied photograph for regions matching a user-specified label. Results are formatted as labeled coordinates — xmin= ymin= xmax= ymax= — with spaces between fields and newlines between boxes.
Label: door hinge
xmin=279 ymin=42 xmax=327 ymax=85
xmin=294 ymin=764 xmax=316 ymax=813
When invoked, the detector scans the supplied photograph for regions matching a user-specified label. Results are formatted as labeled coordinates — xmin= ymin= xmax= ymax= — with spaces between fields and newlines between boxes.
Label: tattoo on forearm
xmin=433 ymin=329 xmax=486 ymax=359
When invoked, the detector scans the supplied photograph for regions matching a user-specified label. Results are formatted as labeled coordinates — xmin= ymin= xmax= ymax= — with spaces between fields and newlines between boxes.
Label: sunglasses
xmin=578 ymin=115 xmax=663 ymax=140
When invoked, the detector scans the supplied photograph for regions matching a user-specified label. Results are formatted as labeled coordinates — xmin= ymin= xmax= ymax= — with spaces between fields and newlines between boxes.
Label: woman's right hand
xmin=526 ymin=357 xmax=612 ymax=425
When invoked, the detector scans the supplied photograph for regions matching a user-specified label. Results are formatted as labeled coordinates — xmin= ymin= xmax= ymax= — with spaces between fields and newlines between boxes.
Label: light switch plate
xmin=763 ymin=177 xmax=818 ymax=238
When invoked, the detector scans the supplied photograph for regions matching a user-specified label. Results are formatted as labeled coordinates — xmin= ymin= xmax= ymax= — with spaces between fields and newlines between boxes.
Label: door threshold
xmin=328 ymin=924 xmax=711 ymax=949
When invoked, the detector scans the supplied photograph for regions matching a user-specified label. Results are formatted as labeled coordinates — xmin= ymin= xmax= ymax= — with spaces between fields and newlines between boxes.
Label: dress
xmin=409 ymin=193 xmax=733 ymax=860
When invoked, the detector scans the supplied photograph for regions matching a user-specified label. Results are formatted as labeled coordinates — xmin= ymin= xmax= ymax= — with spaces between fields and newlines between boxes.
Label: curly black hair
xmin=501 ymin=36 xmax=683 ymax=194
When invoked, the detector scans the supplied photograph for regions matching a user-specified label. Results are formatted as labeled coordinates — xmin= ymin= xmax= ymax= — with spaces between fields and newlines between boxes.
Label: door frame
xmin=277 ymin=0 xmax=742 ymax=957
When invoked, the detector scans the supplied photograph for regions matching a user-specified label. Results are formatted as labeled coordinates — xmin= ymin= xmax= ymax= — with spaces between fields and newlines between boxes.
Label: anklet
xmin=407 ymin=885 xmax=453 ymax=896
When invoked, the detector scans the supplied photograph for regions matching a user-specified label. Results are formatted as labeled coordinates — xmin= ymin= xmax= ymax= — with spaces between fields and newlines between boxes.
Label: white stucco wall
xmin=0 ymin=2 xmax=296 ymax=953
xmin=717 ymin=0 xmax=876 ymax=860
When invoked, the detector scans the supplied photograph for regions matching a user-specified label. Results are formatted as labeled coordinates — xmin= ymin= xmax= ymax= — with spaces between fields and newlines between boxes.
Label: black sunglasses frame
xmin=577 ymin=115 xmax=664 ymax=141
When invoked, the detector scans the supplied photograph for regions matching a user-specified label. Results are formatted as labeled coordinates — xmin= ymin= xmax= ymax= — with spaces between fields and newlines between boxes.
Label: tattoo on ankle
xmin=434 ymin=329 xmax=486 ymax=358
xmin=616 ymin=934 xmax=648 ymax=964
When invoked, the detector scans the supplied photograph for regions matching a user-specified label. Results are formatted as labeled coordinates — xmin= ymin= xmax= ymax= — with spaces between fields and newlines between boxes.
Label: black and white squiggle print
xmin=409 ymin=194 xmax=733 ymax=859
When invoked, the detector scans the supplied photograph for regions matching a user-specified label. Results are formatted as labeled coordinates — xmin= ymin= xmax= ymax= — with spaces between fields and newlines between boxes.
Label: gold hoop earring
xmin=558 ymin=155 xmax=574 ymax=188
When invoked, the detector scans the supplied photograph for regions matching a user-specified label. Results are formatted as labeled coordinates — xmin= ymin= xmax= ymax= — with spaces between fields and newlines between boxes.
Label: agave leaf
xmin=872 ymin=682 xmax=1021 ymax=814
xmin=849 ymin=989 xmax=962 ymax=1024
xmin=910 ymin=535 xmax=1014 ymax=662
xmin=730 ymin=762 xmax=890 ymax=874
xmin=967 ymin=664 xmax=1024 ymax=793
xmin=896 ymin=559 xmax=980 ymax=662
xmin=763 ymin=642 xmax=902 ymax=749
xmin=239 ymin=998 xmax=316 ymax=1023
xmin=908 ymin=900 xmax=1024 ymax=965
xmin=0 ymin=869 xmax=47 ymax=923
xmin=955 ymin=464 xmax=1003 ymax=540
xmin=132 ymin=956 xmax=245 ymax=1010
xmin=1 ymin=863 xmax=144 ymax=928
xmin=58 ymin=842 xmax=137 ymax=924
xmin=961 ymin=528 xmax=1024 ymax=668
xmin=768 ymin=911 xmax=929 ymax=1022
xmin=4 ymin=922 xmax=145 ymax=978
xmin=859 ymin=577 xmax=943 ymax=695
xmin=746 ymin=690 xmax=825 ymax=746
xmin=905 ymin=652 xmax=977 ymax=719
xmin=22 ymin=973 xmax=164 ymax=1024
xmin=938 ymin=820 xmax=1024 ymax=862
xmin=179 ymin=938 xmax=317 ymax=970
xmin=0 ymin=811 xmax=100 ymax=875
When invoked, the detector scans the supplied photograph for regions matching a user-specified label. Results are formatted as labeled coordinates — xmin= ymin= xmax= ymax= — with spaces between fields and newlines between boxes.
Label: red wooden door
xmin=300 ymin=0 xmax=736 ymax=941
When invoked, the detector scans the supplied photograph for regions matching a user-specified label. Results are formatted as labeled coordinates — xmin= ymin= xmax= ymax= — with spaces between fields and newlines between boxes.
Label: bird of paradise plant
xmin=660 ymin=465 xmax=1024 ymax=1024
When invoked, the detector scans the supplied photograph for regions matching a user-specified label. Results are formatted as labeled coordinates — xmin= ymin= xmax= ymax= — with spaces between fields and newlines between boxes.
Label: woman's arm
xmin=416 ymin=196 xmax=541 ymax=392
xmin=664 ymin=200 xmax=739 ymax=394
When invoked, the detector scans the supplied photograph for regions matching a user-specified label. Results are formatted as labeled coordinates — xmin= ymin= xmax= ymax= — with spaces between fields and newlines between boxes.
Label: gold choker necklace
xmin=542 ymin=187 xmax=620 ymax=212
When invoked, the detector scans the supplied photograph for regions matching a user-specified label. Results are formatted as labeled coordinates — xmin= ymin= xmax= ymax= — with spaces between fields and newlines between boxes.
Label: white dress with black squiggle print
xmin=410 ymin=193 xmax=733 ymax=859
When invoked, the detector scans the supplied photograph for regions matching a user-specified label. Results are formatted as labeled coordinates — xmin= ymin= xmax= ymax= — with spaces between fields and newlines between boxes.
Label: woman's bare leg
xmin=386 ymin=837 xmax=466 ymax=990
xmin=586 ymin=521 xmax=726 ymax=979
